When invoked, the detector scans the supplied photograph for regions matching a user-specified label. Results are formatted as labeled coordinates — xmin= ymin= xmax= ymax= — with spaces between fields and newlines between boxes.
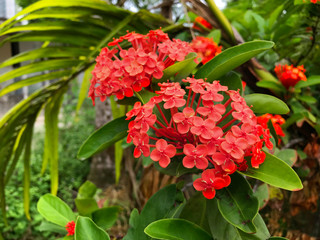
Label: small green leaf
xmin=92 ymin=207 xmax=121 ymax=230
xmin=275 ymin=149 xmax=298 ymax=167
xmin=77 ymin=116 xmax=128 ymax=160
xmin=242 ymin=151 xmax=303 ymax=191
xmin=144 ymin=219 xmax=212 ymax=240
xmin=75 ymin=199 xmax=99 ymax=216
xmin=296 ymin=95 xmax=317 ymax=104
xmin=217 ymin=172 xmax=259 ymax=233
xmin=195 ymin=41 xmax=274 ymax=81
xmin=218 ymin=71 xmax=243 ymax=94
xmin=207 ymin=29 xmax=221 ymax=44
xmin=253 ymin=183 xmax=269 ymax=209
xmin=39 ymin=221 xmax=67 ymax=234
xmin=256 ymin=80 xmax=286 ymax=94
xmin=75 ymin=216 xmax=110 ymax=240
xmin=295 ymin=76 xmax=320 ymax=89
xmin=37 ymin=194 xmax=75 ymax=227
xmin=77 ymin=180 xmax=97 ymax=199
xmin=244 ymin=94 xmax=290 ymax=114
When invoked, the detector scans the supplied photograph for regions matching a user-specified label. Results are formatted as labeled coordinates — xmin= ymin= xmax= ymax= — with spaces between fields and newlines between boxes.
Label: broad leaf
xmin=75 ymin=216 xmax=110 ymax=240
xmin=144 ymin=219 xmax=212 ymax=240
xmin=77 ymin=181 xmax=97 ymax=199
xmin=124 ymin=184 xmax=183 ymax=240
xmin=92 ymin=207 xmax=121 ymax=230
xmin=256 ymin=80 xmax=286 ymax=94
xmin=206 ymin=199 xmax=270 ymax=240
xmin=195 ymin=40 xmax=274 ymax=81
xmin=218 ymin=71 xmax=243 ymax=94
xmin=75 ymin=199 xmax=99 ymax=216
xmin=253 ymin=183 xmax=269 ymax=209
xmin=295 ymin=75 xmax=320 ymax=89
xmin=242 ymin=151 xmax=303 ymax=191
xmin=39 ymin=221 xmax=67 ymax=234
xmin=244 ymin=94 xmax=289 ymax=114
xmin=217 ymin=172 xmax=259 ymax=233
xmin=37 ymin=194 xmax=75 ymax=227
xmin=275 ymin=149 xmax=297 ymax=167
xmin=77 ymin=116 xmax=128 ymax=160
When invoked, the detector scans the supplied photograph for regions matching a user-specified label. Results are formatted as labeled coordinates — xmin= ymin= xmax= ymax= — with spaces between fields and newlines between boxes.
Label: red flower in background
xmin=65 ymin=221 xmax=75 ymax=236
xmin=310 ymin=0 xmax=319 ymax=3
xmin=126 ymin=77 xmax=273 ymax=199
xmin=190 ymin=36 xmax=222 ymax=64
xmin=274 ymin=64 xmax=307 ymax=89
xmin=88 ymin=29 xmax=193 ymax=105
xmin=257 ymin=113 xmax=286 ymax=144
xmin=193 ymin=16 xmax=213 ymax=31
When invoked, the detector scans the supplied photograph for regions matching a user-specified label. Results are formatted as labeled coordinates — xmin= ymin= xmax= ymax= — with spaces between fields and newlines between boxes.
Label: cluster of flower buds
xmin=191 ymin=36 xmax=222 ymax=64
xmin=88 ymin=29 xmax=193 ymax=105
xmin=126 ymin=77 xmax=273 ymax=199
xmin=274 ymin=64 xmax=307 ymax=89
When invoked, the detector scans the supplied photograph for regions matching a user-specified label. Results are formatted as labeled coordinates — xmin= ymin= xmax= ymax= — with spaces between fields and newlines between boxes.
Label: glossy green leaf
xmin=206 ymin=198 xmax=270 ymax=240
xmin=77 ymin=180 xmax=97 ymax=199
xmin=218 ymin=71 xmax=243 ymax=94
xmin=75 ymin=216 xmax=110 ymax=240
xmin=37 ymin=194 xmax=75 ymax=227
xmin=244 ymin=94 xmax=290 ymax=114
xmin=295 ymin=76 xmax=320 ymax=89
xmin=275 ymin=149 xmax=297 ymax=167
xmin=253 ymin=183 xmax=269 ymax=209
xmin=242 ymin=151 xmax=303 ymax=191
xmin=217 ymin=172 xmax=259 ymax=233
xmin=179 ymin=192 xmax=210 ymax=233
xmin=144 ymin=219 xmax=212 ymax=240
xmin=0 ymin=59 xmax=80 ymax=84
xmin=256 ymin=80 xmax=286 ymax=94
xmin=77 ymin=116 xmax=128 ymax=160
xmin=195 ymin=41 xmax=274 ymax=81
xmin=75 ymin=199 xmax=99 ymax=216
xmin=154 ymin=52 xmax=198 ymax=83
xmin=124 ymin=184 xmax=183 ymax=240
xmin=92 ymin=206 xmax=121 ymax=230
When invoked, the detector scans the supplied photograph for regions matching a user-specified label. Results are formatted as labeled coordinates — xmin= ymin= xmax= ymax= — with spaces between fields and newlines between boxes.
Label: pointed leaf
xmin=244 ymin=94 xmax=289 ymax=114
xmin=217 ymin=172 xmax=259 ymax=233
xmin=92 ymin=206 xmax=121 ymax=230
xmin=37 ymin=194 xmax=75 ymax=227
xmin=77 ymin=180 xmax=97 ymax=199
xmin=253 ymin=183 xmax=269 ymax=209
xmin=195 ymin=41 xmax=274 ymax=81
xmin=77 ymin=116 xmax=128 ymax=160
xmin=75 ymin=216 xmax=110 ymax=240
xmin=295 ymin=75 xmax=320 ymax=89
xmin=76 ymin=65 xmax=94 ymax=115
xmin=144 ymin=219 xmax=212 ymax=240
xmin=256 ymin=80 xmax=286 ymax=94
xmin=242 ymin=151 xmax=303 ymax=191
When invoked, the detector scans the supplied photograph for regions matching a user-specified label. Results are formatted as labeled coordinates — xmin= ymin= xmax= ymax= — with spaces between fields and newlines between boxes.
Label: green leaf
xmin=75 ymin=216 xmax=110 ymax=240
xmin=216 ymin=172 xmax=259 ymax=233
xmin=296 ymin=95 xmax=317 ymax=104
xmin=124 ymin=184 xmax=183 ymax=240
xmin=76 ymin=65 xmax=94 ymax=115
xmin=218 ymin=71 xmax=243 ymax=94
xmin=179 ymin=192 xmax=210 ymax=233
xmin=43 ymin=87 xmax=66 ymax=195
xmin=92 ymin=206 xmax=121 ymax=230
xmin=242 ymin=151 xmax=303 ymax=191
xmin=244 ymin=94 xmax=290 ymax=114
xmin=75 ymin=199 xmax=99 ymax=216
xmin=195 ymin=41 xmax=274 ymax=81
xmin=295 ymin=76 xmax=320 ymax=89
xmin=39 ymin=221 xmax=67 ymax=234
xmin=253 ymin=183 xmax=269 ymax=209
xmin=256 ymin=80 xmax=286 ymax=94
xmin=77 ymin=116 xmax=128 ymax=160
xmin=206 ymin=198 xmax=270 ymax=240
xmin=275 ymin=149 xmax=298 ymax=167
xmin=153 ymin=52 xmax=198 ymax=83
xmin=0 ymin=70 xmax=71 ymax=97
xmin=154 ymin=157 xmax=200 ymax=177
xmin=77 ymin=180 xmax=97 ymax=199
xmin=37 ymin=194 xmax=75 ymax=227
xmin=144 ymin=219 xmax=212 ymax=240
xmin=0 ymin=59 xmax=81 ymax=84
xmin=207 ymin=29 xmax=221 ymax=44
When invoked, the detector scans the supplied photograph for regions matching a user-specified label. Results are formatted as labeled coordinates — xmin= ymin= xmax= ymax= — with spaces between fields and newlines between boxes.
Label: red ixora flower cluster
xmin=274 ymin=64 xmax=307 ymax=89
xmin=193 ymin=16 xmax=213 ymax=31
xmin=190 ymin=36 xmax=222 ymax=64
xmin=65 ymin=221 xmax=75 ymax=236
xmin=257 ymin=114 xmax=285 ymax=144
xmin=126 ymin=77 xmax=273 ymax=199
xmin=311 ymin=0 xmax=319 ymax=3
xmin=88 ymin=29 xmax=193 ymax=105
